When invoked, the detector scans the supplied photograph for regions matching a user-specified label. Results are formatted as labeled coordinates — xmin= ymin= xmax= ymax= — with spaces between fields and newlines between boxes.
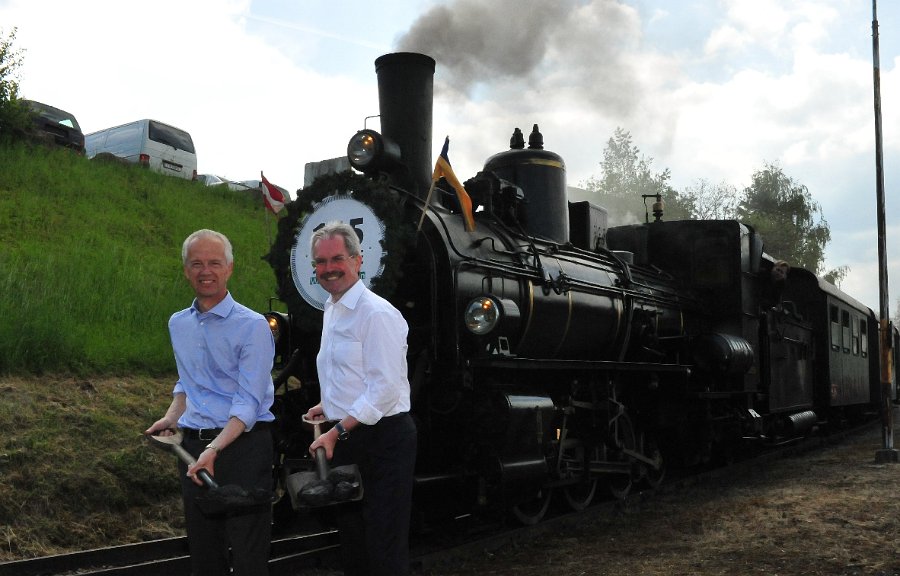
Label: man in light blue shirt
xmin=146 ymin=229 xmax=275 ymax=576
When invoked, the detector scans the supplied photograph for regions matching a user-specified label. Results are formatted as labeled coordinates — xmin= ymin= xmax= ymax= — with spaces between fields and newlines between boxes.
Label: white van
xmin=85 ymin=119 xmax=197 ymax=180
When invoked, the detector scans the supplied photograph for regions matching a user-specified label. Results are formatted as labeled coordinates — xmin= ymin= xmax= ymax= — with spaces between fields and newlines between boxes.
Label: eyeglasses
xmin=311 ymin=254 xmax=357 ymax=268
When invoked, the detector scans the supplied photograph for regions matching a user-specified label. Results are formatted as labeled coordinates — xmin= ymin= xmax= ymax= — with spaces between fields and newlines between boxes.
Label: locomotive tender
xmin=265 ymin=52 xmax=893 ymax=524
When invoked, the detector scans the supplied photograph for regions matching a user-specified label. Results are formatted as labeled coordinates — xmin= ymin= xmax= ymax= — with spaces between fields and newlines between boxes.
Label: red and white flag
xmin=261 ymin=171 xmax=286 ymax=214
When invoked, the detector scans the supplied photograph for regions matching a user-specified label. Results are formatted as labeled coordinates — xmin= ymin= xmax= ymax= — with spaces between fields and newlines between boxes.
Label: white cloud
xmin=3 ymin=0 xmax=899 ymax=311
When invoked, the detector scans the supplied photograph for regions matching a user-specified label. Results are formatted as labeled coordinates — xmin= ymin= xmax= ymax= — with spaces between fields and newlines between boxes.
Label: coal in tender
xmin=334 ymin=480 xmax=362 ymax=501
xmin=328 ymin=468 xmax=358 ymax=485
xmin=196 ymin=485 xmax=273 ymax=516
xmin=299 ymin=479 xmax=333 ymax=507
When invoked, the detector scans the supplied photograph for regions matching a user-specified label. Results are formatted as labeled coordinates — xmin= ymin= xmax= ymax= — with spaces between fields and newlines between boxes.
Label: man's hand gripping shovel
xmin=145 ymin=429 xmax=271 ymax=517
xmin=286 ymin=416 xmax=363 ymax=509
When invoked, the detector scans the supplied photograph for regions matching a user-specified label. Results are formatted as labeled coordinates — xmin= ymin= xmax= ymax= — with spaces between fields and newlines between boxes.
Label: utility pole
xmin=871 ymin=0 xmax=898 ymax=463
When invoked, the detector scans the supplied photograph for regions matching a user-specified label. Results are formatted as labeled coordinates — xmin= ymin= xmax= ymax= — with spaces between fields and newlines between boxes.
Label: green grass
xmin=0 ymin=142 xmax=286 ymax=375
xmin=0 ymin=142 xmax=296 ymax=559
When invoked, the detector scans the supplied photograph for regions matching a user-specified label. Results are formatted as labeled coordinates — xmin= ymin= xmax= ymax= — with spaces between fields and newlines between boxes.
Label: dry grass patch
xmin=0 ymin=375 xmax=184 ymax=560
xmin=420 ymin=425 xmax=900 ymax=576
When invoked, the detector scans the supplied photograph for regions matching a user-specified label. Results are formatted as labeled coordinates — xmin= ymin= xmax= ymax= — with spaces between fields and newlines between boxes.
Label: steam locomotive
xmin=264 ymin=52 xmax=896 ymax=525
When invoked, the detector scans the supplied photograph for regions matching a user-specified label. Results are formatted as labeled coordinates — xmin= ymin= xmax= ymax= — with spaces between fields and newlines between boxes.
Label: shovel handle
xmin=314 ymin=446 xmax=329 ymax=479
xmin=171 ymin=443 xmax=220 ymax=489
xmin=303 ymin=417 xmax=333 ymax=480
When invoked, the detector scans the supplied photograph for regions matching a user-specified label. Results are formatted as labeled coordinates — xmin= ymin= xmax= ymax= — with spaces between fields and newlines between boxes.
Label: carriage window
xmin=852 ymin=316 xmax=860 ymax=355
xmin=860 ymin=319 xmax=868 ymax=358
xmin=841 ymin=310 xmax=851 ymax=353
xmin=830 ymin=305 xmax=840 ymax=351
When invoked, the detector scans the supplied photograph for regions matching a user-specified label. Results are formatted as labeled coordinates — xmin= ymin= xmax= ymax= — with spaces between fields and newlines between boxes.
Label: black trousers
xmin=332 ymin=412 xmax=417 ymax=576
xmin=179 ymin=428 xmax=273 ymax=576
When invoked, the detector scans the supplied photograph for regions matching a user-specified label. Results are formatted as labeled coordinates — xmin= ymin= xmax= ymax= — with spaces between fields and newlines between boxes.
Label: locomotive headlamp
xmin=264 ymin=311 xmax=292 ymax=369
xmin=465 ymin=297 xmax=500 ymax=335
xmin=464 ymin=296 xmax=521 ymax=336
xmin=265 ymin=312 xmax=289 ymax=344
xmin=347 ymin=129 xmax=401 ymax=174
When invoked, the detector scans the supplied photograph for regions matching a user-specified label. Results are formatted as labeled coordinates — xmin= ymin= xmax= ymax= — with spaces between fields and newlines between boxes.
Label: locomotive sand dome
xmin=482 ymin=124 xmax=568 ymax=244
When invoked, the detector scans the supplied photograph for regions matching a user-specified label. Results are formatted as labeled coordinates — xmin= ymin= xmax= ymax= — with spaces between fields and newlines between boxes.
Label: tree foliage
xmin=581 ymin=127 xmax=692 ymax=222
xmin=0 ymin=27 xmax=31 ymax=144
xmin=679 ymin=178 xmax=739 ymax=220
xmin=586 ymin=127 xmax=670 ymax=199
xmin=736 ymin=162 xmax=831 ymax=275
xmin=580 ymin=130 xmax=847 ymax=284
xmin=822 ymin=266 xmax=849 ymax=287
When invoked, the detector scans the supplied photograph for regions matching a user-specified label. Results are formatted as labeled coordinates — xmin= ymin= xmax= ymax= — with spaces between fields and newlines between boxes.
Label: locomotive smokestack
xmin=375 ymin=52 xmax=435 ymax=200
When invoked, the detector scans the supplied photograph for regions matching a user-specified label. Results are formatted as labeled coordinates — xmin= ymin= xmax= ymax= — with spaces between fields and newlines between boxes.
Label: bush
xmin=0 ymin=28 xmax=33 ymax=145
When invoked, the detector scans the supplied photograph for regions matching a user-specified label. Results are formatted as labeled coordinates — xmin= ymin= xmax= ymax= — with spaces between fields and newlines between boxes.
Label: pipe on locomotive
xmin=374 ymin=52 xmax=437 ymax=202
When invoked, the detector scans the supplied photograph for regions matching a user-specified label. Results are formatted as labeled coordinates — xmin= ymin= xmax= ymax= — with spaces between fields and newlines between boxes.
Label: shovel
xmin=285 ymin=416 xmax=363 ymax=509
xmin=146 ymin=429 xmax=271 ymax=517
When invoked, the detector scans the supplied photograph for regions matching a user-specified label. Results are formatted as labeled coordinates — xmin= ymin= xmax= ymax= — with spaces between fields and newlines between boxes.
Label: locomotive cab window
xmin=830 ymin=305 xmax=840 ymax=351
xmin=841 ymin=309 xmax=851 ymax=353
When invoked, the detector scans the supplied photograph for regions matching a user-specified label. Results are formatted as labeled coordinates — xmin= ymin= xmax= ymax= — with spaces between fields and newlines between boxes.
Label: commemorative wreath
xmin=264 ymin=171 xmax=414 ymax=333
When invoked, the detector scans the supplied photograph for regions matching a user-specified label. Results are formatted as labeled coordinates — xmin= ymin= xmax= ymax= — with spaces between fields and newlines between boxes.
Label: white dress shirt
xmin=316 ymin=279 xmax=411 ymax=424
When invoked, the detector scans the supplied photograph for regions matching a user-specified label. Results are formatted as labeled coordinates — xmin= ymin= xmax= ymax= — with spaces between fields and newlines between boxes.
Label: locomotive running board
xmin=468 ymin=357 xmax=692 ymax=373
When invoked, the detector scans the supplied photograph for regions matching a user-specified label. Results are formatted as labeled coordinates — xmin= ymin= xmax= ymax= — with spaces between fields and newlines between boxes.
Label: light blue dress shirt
xmin=170 ymin=292 xmax=275 ymax=430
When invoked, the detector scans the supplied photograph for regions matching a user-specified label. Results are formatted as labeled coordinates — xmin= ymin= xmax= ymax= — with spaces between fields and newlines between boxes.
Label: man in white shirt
xmin=305 ymin=221 xmax=417 ymax=576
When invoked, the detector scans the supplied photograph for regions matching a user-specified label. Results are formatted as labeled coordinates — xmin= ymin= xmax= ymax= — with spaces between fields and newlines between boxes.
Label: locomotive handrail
xmin=466 ymin=356 xmax=692 ymax=373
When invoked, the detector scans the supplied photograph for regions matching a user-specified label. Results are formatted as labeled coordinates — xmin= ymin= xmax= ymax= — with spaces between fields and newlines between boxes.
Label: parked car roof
xmin=197 ymin=174 xmax=258 ymax=192
xmin=22 ymin=99 xmax=85 ymax=154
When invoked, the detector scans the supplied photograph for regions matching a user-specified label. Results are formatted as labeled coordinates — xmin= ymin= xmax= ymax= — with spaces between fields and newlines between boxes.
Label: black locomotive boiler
xmin=264 ymin=52 xmax=893 ymax=525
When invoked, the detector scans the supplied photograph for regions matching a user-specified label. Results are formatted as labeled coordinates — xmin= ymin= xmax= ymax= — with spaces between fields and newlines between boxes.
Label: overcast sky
xmin=3 ymin=0 xmax=900 ymax=312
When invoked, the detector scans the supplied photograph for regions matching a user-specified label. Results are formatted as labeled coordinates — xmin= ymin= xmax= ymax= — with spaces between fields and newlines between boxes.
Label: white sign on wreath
xmin=290 ymin=195 xmax=387 ymax=311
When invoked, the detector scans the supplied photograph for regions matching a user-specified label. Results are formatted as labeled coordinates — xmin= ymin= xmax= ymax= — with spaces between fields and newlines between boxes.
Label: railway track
xmin=0 ymin=419 xmax=876 ymax=576
xmin=0 ymin=530 xmax=340 ymax=576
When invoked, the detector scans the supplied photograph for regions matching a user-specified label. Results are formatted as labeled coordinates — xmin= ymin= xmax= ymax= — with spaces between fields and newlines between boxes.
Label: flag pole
xmin=417 ymin=180 xmax=437 ymax=233
xmin=264 ymin=189 xmax=272 ymax=246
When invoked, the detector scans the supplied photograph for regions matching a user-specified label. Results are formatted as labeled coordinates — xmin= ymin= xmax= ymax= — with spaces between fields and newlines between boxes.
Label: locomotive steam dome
xmin=483 ymin=125 xmax=568 ymax=244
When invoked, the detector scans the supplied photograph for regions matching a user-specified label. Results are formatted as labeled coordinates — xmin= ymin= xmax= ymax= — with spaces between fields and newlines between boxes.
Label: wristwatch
xmin=334 ymin=421 xmax=350 ymax=441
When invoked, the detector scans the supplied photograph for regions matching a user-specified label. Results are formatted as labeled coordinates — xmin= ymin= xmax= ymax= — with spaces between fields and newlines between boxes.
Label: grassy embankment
xmin=0 ymin=143 xmax=290 ymax=559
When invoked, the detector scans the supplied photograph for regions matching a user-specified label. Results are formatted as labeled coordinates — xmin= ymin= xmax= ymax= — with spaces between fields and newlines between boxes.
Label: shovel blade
xmin=286 ymin=470 xmax=326 ymax=510
xmin=195 ymin=485 xmax=272 ymax=517
xmin=286 ymin=464 xmax=364 ymax=509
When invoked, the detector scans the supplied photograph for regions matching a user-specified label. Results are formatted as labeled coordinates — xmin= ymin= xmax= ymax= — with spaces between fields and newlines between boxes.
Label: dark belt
xmin=182 ymin=421 xmax=272 ymax=441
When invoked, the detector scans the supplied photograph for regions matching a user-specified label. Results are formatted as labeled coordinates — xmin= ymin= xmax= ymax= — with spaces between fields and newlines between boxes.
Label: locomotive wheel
xmin=563 ymin=478 xmax=597 ymax=511
xmin=559 ymin=440 xmax=598 ymax=511
xmin=606 ymin=413 xmax=637 ymax=500
xmin=642 ymin=442 xmax=666 ymax=490
xmin=511 ymin=487 xmax=553 ymax=525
